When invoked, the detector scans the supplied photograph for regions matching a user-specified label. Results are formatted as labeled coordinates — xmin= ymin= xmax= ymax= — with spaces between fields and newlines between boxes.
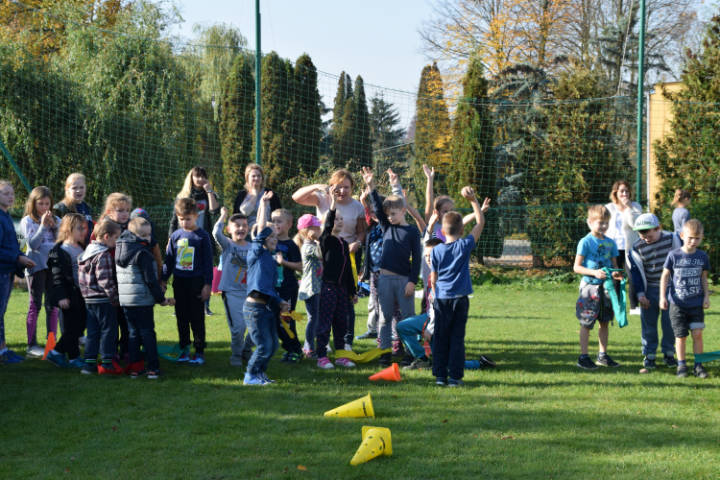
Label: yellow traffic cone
xmin=349 ymin=426 xmax=392 ymax=466
xmin=324 ymin=393 xmax=374 ymax=418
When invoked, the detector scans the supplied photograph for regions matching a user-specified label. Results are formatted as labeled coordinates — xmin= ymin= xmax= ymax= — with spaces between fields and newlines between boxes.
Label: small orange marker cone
xmin=369 ymin=362 xmax=401 ymax=382
xmin=42 ymin=331 xmax=56 ymax=360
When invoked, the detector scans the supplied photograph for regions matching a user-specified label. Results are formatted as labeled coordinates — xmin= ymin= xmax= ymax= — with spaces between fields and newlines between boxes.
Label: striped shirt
xmin=629 ymin=231 xmax=678 ymax=293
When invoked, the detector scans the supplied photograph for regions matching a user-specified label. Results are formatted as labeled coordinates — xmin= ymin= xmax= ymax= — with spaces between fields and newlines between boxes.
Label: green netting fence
xmin=1 ymin=1 xmax=718 ymax=272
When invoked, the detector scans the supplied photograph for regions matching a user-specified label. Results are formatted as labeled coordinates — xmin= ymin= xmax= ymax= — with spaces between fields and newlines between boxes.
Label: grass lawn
xmin=2 ymin=281 xmax=720 ymax=479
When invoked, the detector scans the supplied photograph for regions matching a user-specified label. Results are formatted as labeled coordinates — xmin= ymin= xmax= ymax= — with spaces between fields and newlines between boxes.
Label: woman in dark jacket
xmin=232 ymin=164 xmax=281 ymax=227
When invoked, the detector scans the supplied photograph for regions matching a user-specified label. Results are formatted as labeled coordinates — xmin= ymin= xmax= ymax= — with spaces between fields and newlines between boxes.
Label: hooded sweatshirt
xmin=78 ymin=241 xmax=118 ymax=305
xmin=115 ymin=230 xmax=164 ymax=307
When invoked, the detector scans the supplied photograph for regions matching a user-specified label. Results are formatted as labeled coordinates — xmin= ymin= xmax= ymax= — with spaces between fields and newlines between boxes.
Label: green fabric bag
xmin=602 ymin=267 xmax=628 ymax=328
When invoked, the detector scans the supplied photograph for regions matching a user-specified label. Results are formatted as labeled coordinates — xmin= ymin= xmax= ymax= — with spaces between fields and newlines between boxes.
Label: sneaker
xmin=403 ymin=357 xmax=431 ymax=370
xmin=3 ymin=349 xmax=25 ymax=364
xmin=285 ymin=352 xmax=302 ymax=364
xmin=663 ymin=355 xmax=678 ymax=368
xmin=479 ymin=355 xmax=496 ymax=368
xmin=260 ymin=373 xmax=276 ymax=384
xmin=280 ymin=352 xmax=290 ymax=362
xmin=643 ymin=357 xmax=657 ymax=369
xmin=400 ymin=353 xmax=414 ymax=367
xmin=435 ymin=377 xmax=447 ymax=386
xmin=577 ymin=355 xmax=599 ymax=370
xmin=98 ymin=361 xmax=124 ymax=376
xmin=355 ymin=330 xmax=377 ymax=340
xmin=392 ymin=340 xmax=403 ymax=356
xmin=344 ymin=343 xmax=353 ymax=351
xmin=596 ymin=353 xmax=620 ymax=368
xmin=80 ymin=364 xmax=95 ymax=375
xmin=378 ymin=352 xmax=392 ymax=367
xmin=26 ymin=345 xmax=44 ymax=358
xmin=243 ymin=373 xmax=266 ymax=386
xmin=189 ymin=353 xmax=205 ymax=365
xmin=335 ymin=357 xmax=356 ymax=368
xmin=317 ymin=357 xmax=334 ymax=369
xmin=302 ymin=347 xmax=316 ymax=359
xmin=694 ymin=364 xmax=709 ymax=379
xmin=205 ymin=306 xmax=214 ymax=316
xmin=125 ymin=360 xmax=145 ymax=375
xmin=448 ymin=378 xmax=465 ymax=387
xmin=68 ymin=357 xmax=86 ymax=369
xmin=177 ymin=350 xmax=190 ymax=363
xmin=146 ymin=370 xmax=160 ymax=380
xmin=129 ymin=368 xmax=146 ymax=379
xmin=676 ymin=364 xmax=689 ymax=377
xmin=47 ymin=350 xmax=70 ymax=368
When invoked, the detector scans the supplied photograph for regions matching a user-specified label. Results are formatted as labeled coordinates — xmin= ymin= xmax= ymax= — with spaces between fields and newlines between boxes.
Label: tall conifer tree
xmin=287 ymin=53 xmax=322 ymax=175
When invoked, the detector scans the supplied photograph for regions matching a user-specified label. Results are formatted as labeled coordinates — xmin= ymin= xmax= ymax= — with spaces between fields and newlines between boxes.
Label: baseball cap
xmin=297 ymin=213 xmax=321 ymax=230
xmin=633 ymin=213 xmax=660 ymax=231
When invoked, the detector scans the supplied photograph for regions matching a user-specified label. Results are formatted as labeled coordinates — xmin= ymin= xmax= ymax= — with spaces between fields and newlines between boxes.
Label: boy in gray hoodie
xmin=79 ymin=219 xmax=122 ymax=375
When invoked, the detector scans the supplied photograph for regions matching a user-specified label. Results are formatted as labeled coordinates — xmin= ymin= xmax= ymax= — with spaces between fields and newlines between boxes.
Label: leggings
xmin=25 ymin=270 xmax=59 ymax=346
xmin=315 ymin=283 xmax=351 ymax=358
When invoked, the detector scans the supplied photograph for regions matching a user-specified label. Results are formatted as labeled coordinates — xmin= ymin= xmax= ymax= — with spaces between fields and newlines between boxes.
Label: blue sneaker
xmin=68 ymin=357 xmax=85 ymax=368
xmin=47 ymin=350 xmax=70 ymax=368
xmin=189 ymin=353 xmax=205 ymax=365
xmin=260 ymin=373 xmax=276 ymax=384
xmin=176 ymin=350 xmax=190 ymax=363
xmin=3 ymin=349 xmax=25 ymax=364
xmin=243 ymin=373 xmax=266 ymax=386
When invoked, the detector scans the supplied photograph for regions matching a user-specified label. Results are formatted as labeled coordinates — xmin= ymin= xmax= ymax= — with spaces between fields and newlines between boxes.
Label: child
xmin=130 ymin=208 xmax=163 ymax=277
xmin=362 ymin=167 xmax=422 ymax=367
xmin=20 ymin=186 xmax=61 ymax=357
xmin=162 ymin=198 xmax=213 ymax=365
xmin=660 ymin=219 xmax=710 ymax=378
xmin=295 ymin=214 xmax=323 ymax=358
xmin=671 ymin=189 xmax=691 ymax=235
xmin=429 ymin=187 xmax=490 ymax=386
xmin=46 ymin=214 xmax=88 ymax=368
xmin=315 ymin=185 xmax=358 ymax=369
xmin=271 ymin=206 xmax=303 ymax=362
xmin=116 ymin=217 xmax=173 ymax=379
xmin=169 ymin=166 xmax=220 ymax=316
xmin=573 ymin=205 xmax=623 ymax=370
xmin=52 ymin=172 xmax=93 ymax=245
xmin=78 ymin=219 xmax=122 ymax=375
xmin=628 ymin=213 xmax=680 ymax=371
xmin=213 ymin=207 xmax=251 ymax=367
xmin=398 ymin=237 xmax=443 ymax=370
xmin=242 ymin=194 xmax=289 ymax=385
xmin=0 ymin=180 xmax=36 ymax=363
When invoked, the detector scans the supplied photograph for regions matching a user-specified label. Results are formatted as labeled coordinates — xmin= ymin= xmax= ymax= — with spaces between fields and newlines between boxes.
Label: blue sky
xmin=171 ymin=0 xmax=436 ymax=94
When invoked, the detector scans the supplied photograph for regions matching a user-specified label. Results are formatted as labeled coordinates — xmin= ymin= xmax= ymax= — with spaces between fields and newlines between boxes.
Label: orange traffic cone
xmin=369 ymin=362 xmax=401 ymax=382
xmin=42 ymin=331 xmax=56 ymax=360
xmin=350 ymin=426 xmax=392 ymax=466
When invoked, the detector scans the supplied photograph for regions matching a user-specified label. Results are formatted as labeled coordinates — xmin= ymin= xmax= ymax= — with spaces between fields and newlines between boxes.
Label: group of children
xmin=574 ymin=187 xmax=711 ymax=378
xmin=1 ymin=165 xmax=710 ymax=384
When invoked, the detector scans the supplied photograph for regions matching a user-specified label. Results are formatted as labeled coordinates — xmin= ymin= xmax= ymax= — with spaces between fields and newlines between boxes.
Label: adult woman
xmin=232 ymin=164 xmax=281 ymax=226
xmin=605 ymin=180 xmax=642 ymax=309
xmin=292 ymin=169 xmax=367 ymax=347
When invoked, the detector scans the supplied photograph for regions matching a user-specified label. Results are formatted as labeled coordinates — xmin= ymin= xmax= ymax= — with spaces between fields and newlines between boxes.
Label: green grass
xmin=3 ymin=283 xmax=720 ymax=479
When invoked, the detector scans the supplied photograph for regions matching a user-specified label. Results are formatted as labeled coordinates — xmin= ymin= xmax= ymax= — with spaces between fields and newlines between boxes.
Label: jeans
xmin=432 ymin=296 xmax=469 ymax=380
xmin=640 ymin=287 xmax=675 ymax=358
xmin=243 ymin=301 xmax=278 ymax=375
xmin=303 ymin=294 xmax=320 ymax=351
xmin=222 ymin=291 xmax=247 ymax=365
xmin=397 ymin=313 xmax=430 ymax=359
xmin=123 ymin=306 xmax=159 ymax=371
xmin=377 ymin=274 xmax=415 ymax=350
xmin=84 ymin=302 xmax=118 ymax=364
xmin=0 ymin=271 xmax=13 ymax=346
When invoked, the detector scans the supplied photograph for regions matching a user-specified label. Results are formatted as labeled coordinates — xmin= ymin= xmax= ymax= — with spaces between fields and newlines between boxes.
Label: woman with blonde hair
xmin=53 ymin=172 xmax=93 ymax=244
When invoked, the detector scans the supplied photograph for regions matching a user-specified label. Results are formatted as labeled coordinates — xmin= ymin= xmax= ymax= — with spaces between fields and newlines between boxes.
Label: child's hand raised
xmin=422 ymin=164 xmax=434 ymax=179
xmin=387 ymin=168 xmax=399 ymax=187
xmin=480 ymin=198 xmax=491 ymax=213
xmin=461 ymin=186 xmax=476 ymax=200
xmin=261 ymin=190 xmax=274 ymax=202
xmin=361 ymin=166 xmax=375 ymax=188
xmin=220 ymin=206 xmax=228 ymax=220
xmin=328 ymin=184 xmax=338 ymax=209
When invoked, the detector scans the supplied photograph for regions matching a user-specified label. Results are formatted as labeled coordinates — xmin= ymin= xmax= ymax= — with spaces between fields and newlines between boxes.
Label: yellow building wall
xmin=647 ymin=82 xmax=684 ymax=211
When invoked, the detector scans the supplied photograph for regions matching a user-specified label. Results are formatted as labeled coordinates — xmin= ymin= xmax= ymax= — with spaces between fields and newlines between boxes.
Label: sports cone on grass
xmin=369 ymin=362 xmax=401 ymax=382
xmin=42 ymin=331 xmax=56 ymax=360
xmin=350 ymin=426 xmax=392 ymax=466
xmin=324 ymin=393 xmax=374 ymax=418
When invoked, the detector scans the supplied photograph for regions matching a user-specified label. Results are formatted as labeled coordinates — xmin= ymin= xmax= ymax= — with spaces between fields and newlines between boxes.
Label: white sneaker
xmin=78 ymin=336 xmax=87 ymax=346
xmin=629 ymin=307 xmax=641 ymax=316
xmin=26 ymin=345 xmax=44 ymax=358
xmin=343 ymin=343 xmax=353 ymax=351
xmin=335 ymin=358 xmax=356 ymax=368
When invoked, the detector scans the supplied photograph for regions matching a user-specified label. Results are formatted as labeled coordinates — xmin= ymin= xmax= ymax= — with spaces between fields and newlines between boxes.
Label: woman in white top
xmin=605 ymin=179 xmax=642 ymax=308
xmin=292 ymin=168 xmax=367 ymax=348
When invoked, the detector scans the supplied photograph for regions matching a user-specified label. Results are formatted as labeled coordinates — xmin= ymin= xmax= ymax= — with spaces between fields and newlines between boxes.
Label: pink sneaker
xmin=317 ymin=357 xmax=334 ymax=369
xmin=335 ymin=357 xmax=356 ymax=368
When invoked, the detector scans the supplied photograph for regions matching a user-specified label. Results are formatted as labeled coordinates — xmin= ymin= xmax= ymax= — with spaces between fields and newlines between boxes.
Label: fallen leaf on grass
xmin=501 ymin=435 xmax=515 ymax=440
xmin=297 ymin=465 xmax=307 ymax=471
xmin=442 ymin=419 xmax=448 ymax=423
xmin=111 ymin=425 xmax=118 ymax=432
xmin=672 ymin=425 xmax=679 ymax=429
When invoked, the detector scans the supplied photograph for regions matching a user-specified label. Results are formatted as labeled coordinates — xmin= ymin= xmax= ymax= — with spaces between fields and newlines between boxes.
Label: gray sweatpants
xmin=377 ymin=274 xmax=415 ymax=349
xmin=222 ymin=291 xmax=247 ymax=366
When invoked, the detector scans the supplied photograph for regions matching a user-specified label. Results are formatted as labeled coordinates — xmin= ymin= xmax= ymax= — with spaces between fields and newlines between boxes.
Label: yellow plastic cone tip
xmin=323 ymin=393 xmax=374 ymax=418
xmin=349 ymin=426 xmax=392 ymax=466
